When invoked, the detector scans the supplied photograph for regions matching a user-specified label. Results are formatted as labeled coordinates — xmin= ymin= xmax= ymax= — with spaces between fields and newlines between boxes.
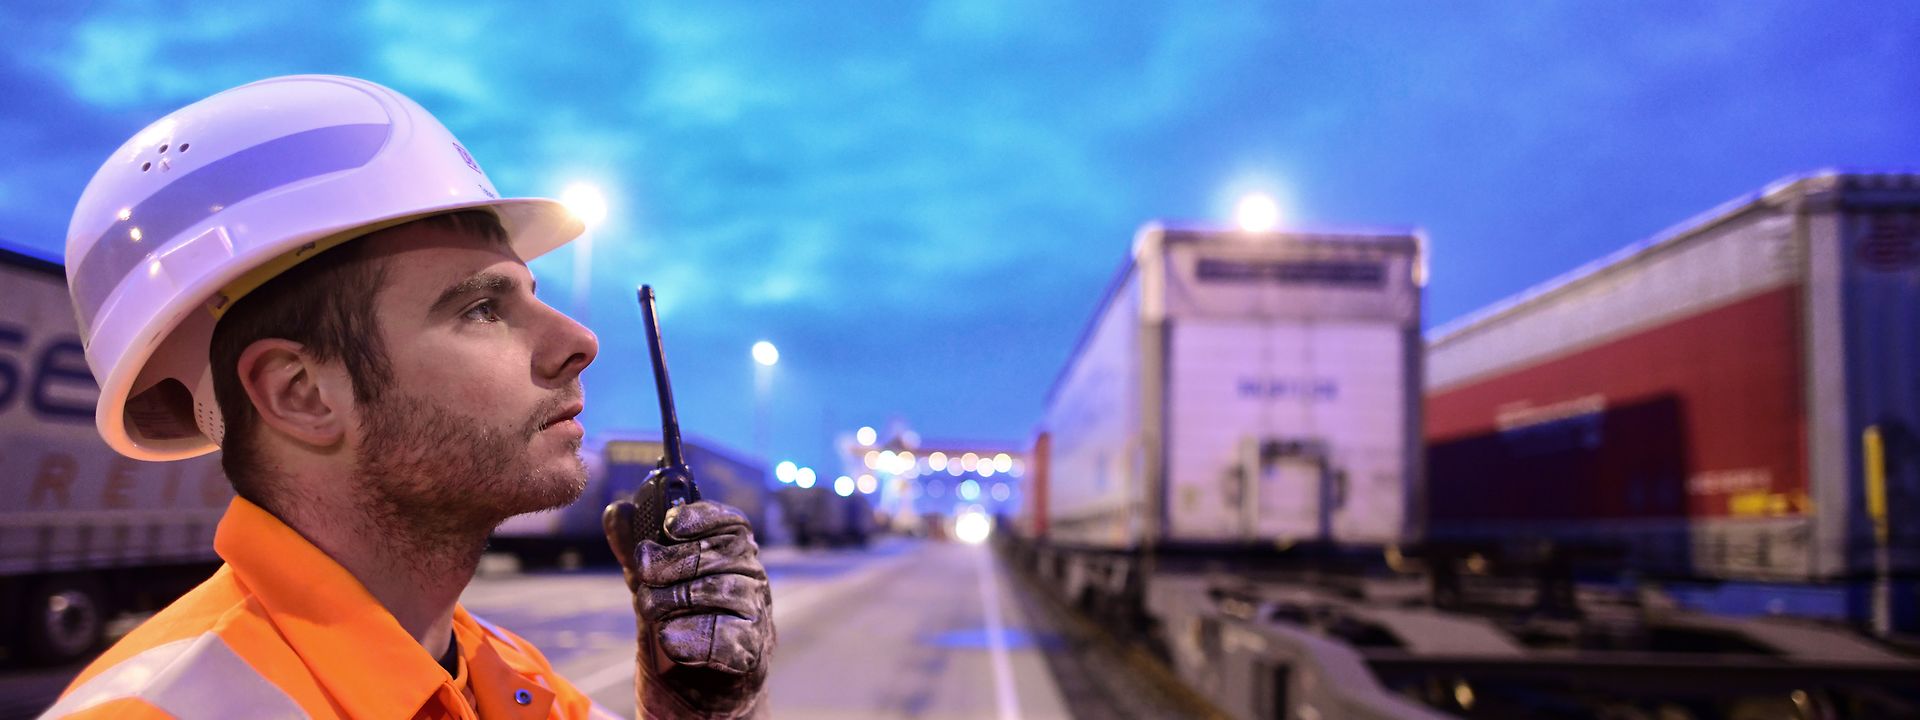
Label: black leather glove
xmin=603 ymin=499 xmax=774 ymax=719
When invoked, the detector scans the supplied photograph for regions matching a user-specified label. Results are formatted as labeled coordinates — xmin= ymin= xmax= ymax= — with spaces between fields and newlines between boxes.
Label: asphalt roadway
xmin=462 ymin=537 xmax=1074 ymax=719
xmin=3 ymin=537 xmax=1215 ymax=719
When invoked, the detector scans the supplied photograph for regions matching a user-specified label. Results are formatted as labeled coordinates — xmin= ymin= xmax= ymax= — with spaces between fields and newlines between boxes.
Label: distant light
xmin=856 ymin=474 xmax=878 ymax=494
xmin=929 ymin=452 xmax=948 ymax=471
xmin=856 ymin=426 xmax=877 ymax=446
xmin=751 ymin=341 xmax=780 ymax=367
xmin=979 ymin=465 xmax=995 ymax=478
xmin=900 ymin=451 xmax=915 ymax=469
xmin=991 ymin=483 xmax=1011 ymax=502
xmin=1236 ymin=192 xmax=1280 ymax=232
xmin=129 ymin=227 xmax=143 ymax=242
xmin=796 ymin=467 xmax=816 ymax=489
xmin=834 ymin=476 xmax=855 ymax=497
xmin=947 ymin=464 xmax=963 ymax=477
xmin=864 ymin=450 xmax=880 ymax=469
xmin=116 ymin=207 xmax=132 ymax=221
xmin=1010 ymin=459 xmax=1025 ymax=478
xmin=954 ymin=510 xmax=992 ymax=544
xmin=961 ymin=452 xmax=979 ymax=472
xmin=959 ymin=479 xmax=980 ymax=501
xmin=879 ymin=450 xmax=897 ymax=472
xmin=993 ymin=453 xmax=1013 ymax=473
xmin=561 ymin=182 xmax=609 ymax=227
xmin=775 ymin=461 xmax=797 ymax=484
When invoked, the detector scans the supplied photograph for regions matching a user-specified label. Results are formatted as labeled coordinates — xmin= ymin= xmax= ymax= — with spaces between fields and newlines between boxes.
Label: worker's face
xmin=349 ymin=223 xmax=599 ymax=530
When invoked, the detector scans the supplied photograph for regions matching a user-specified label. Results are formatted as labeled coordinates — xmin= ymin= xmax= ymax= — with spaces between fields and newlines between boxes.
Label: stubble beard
xmin=351 ymin=386 xmax=588 ymax=574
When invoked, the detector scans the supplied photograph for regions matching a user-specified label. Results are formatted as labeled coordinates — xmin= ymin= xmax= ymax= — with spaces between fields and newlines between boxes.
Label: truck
xmin=491 ymin=432 xmax=771 ymax=565
xmin=1426 ymin=171 xmax=1920 ymax=629
xmin=777 ymin=486 xmax=872 ymax=548
xmin=0 ymin=240 xmax=233 ymax=664
xmin=1024 ymin=221 xmax=1425 ymax=615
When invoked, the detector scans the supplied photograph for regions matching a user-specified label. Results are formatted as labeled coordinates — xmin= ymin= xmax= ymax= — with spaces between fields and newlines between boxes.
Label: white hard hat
xmin=66 ymin=75 xmax=585 ymax=461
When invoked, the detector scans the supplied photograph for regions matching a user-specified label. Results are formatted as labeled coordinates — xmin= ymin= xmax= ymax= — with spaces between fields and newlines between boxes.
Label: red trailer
xmin=1425 ymin=172 xmax=1920 ymax=626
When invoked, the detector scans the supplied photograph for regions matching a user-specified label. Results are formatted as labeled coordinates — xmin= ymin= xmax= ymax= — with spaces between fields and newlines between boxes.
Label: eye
xmin=463 ymin=299 xmax=502 ymax=323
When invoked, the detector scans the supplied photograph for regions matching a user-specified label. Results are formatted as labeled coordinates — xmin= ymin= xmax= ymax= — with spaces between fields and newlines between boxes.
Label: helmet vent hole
xmin=158 ymin=144 xmax=169 ymax=153
xmin=179 ymin=143 xmax=190 ymax=152
xmin=141 ymin=162 xmax=152 ymax=172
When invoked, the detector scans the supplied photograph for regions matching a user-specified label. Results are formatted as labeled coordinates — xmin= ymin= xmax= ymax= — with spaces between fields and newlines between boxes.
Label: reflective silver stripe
xmin=40 ymin=633 xmax=308 ymax=719
xmin=469 ymin=613 xmax=522 ymax=652
xmin=71 ymin=123 xmax=392 ymax=334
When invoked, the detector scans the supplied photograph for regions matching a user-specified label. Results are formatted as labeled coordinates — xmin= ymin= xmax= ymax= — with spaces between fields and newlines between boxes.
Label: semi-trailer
xmin=0 ymin=241 xmax=233 ymax=665
xmin=1018 ymin=220 xmax=1425 ymax=617
xmin=1426 ymin=171 xmax=1920 ymax=631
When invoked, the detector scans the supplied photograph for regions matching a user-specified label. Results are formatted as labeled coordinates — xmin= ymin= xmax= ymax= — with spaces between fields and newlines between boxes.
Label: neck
xmin=268 ymin=485 xmax=490 ymax=660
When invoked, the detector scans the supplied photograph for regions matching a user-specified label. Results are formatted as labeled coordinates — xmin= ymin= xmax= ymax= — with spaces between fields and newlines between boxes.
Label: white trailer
xmin=1037 ymin=223 xmax=1425 ymax=553
xmin=0 ymin=241 xmax=231 ymax=664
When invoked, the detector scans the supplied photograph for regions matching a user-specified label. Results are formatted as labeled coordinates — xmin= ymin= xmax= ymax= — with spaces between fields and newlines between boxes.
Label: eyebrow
xmin=429 ymin=271 xmax=532 ymax=314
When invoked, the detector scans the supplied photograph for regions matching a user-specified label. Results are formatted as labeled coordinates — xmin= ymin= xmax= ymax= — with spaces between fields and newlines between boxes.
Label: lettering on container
xmin=1236 ymin=377 xmax=1338 ymax=401
xmin=16 ymin=447 xmax=231 ymax=509
xmin=31 ymin=340 xmax=96 ymax=420
xmin=32 ymin=452 xmax=78 ymax=508
xmin=1196 ymin=258 xmax=1385 ymax=287
xmin=0 ymin=322 xmax=98 ymax=423
xmin=1687 ymin=468 xmax=1772 ymax=496
xmin=1858 ymin=214 xmax=1919 ymax=271
xmin=103 ymin=457 xmax=139 ymax=508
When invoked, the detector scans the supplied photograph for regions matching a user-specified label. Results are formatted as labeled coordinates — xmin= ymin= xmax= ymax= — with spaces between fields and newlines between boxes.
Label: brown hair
xmin=208 ymin=210 xmax=508 ymax=507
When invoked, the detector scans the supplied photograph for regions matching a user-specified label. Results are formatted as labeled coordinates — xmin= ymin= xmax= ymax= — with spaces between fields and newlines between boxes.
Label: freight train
xmin=1005 ymin=171 xmax=1920 ymax=718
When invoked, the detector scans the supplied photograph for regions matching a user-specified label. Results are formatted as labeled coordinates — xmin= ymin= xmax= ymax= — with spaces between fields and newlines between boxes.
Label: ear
xmin=236 ymin=339 xmax=348 ymax=448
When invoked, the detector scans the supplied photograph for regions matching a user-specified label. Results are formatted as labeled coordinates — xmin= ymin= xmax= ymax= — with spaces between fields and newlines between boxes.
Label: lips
xmin=540 ymin=402 xmax=584 ymax=431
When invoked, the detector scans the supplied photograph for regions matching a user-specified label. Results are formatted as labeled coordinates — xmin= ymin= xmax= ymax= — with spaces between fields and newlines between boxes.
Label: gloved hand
xmin=603 ymin=499 xmax=774 ymax=719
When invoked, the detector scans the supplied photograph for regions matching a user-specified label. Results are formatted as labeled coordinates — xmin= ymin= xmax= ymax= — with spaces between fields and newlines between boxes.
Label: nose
xmin=535 ymin=301 xmax=598 ymax=384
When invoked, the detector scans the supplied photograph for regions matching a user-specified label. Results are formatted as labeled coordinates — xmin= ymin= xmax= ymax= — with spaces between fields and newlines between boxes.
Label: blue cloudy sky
xmin=3 ymin=1 xmax=1917 ymax=473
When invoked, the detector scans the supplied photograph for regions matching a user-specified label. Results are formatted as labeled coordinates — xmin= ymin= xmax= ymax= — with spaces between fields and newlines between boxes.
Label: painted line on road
xmin=974 ymin=544 xmax=1023 ymax=720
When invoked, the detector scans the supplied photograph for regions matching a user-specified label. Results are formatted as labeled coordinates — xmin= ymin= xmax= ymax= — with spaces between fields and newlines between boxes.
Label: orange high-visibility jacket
xmin=42 ymin=497 xmax=621 ymax=719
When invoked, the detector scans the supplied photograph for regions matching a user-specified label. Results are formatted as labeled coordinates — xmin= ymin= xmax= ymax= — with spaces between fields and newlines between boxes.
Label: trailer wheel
xmin=26 ymin=575 xmax=106 ymax=664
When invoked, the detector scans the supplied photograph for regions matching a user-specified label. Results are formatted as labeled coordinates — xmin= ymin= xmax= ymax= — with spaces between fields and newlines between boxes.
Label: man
xmin=43 ymin=75 xmax=772 ymax=718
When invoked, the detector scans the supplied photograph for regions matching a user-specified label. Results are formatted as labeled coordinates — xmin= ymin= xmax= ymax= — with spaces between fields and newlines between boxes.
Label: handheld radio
xmin=629 ymin=285 xmax=702 ymax=542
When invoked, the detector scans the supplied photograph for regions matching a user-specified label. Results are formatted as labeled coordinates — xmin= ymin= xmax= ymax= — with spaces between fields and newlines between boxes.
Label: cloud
xmin=2 ymin=1 xmax=1917 ymax=469
xmin=28 ymin=4 xmax=314 ymax=109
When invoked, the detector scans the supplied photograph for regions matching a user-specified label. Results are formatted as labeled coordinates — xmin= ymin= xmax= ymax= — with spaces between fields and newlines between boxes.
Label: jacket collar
xmin=215 ymin=496 xmax=479 ymax=717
